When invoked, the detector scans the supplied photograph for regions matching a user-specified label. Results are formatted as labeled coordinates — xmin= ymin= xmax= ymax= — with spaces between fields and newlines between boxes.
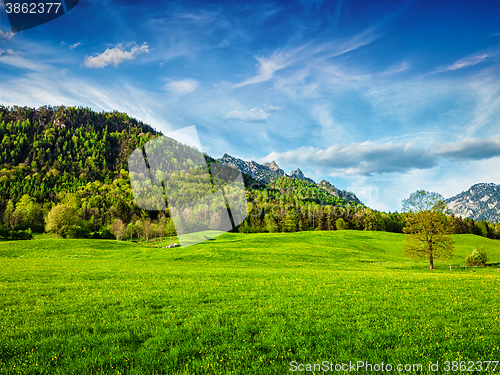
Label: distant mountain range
xmin=446 ymin=183 xmax=500 ymax=223
xmin=219 ymin=154 xmax=293 ymax=184
xmin=218 ymin=154 xmax=362 ymax=205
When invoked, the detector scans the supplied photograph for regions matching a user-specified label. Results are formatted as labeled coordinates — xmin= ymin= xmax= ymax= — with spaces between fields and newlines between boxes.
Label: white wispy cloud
xmin=83 ymin=43 xmax=150 ymax=68
xmin=224 ymin=104 xmax=282 ymax=122
xmin=234 ymin=27 xmax=380 ymax=87
xmin=464 ymin=81 xmax=500 ymax=137
xmin=434 ymin=47 xmax=500 ymax=73
xmin=262 ymin=142 xmax=434 ymax=176
xmin=0 ymin=49 xmax=15 ymax=57
xmin=380 ymin=61 xmax=409 ymax=76
xmin=234 ymin=52 xmax=290 ymax=87
xmin=263 ymin=104 xmax=283 ymax=112
xmin=225 ymin=107 xmax=270 ymax=122
xmin=260 ymin=136 xmax=500 ymax=176
xmin=0 ymin=29 xmax=14 ymax=40
xmin=69 ymin=42 xmax=82 ymax=50
xmin=364 ymin=78 xmax=474 ymax=135
xmin=165 ymin=78 xmax=199 ymax=95
xmin=145 ymin=9 xmax=233 ymax=62
xmin=332 ymin=0 xmax=345 ymax=29
xmin=0 ymin=49 xmax=50 ymax=72
xmin=311 ymin=105 xmax=345 ymax=142
xmin=273 ymin=68 xmax=320 ymax=98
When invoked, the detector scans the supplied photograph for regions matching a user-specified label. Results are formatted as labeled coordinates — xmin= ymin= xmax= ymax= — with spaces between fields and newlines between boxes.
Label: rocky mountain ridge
xmin=446 ymin=183 xmax=500 ymax=223
xmin=317 ymin=180 xmax=363 ymax=205
xmin=218 ymin=153 xmax=361 ymax=204
xmin=219 ymin=154 xmax=295 ymax=184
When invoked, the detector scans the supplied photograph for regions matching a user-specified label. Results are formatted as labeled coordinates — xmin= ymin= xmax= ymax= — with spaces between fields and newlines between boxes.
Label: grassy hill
xmin=1 ymin=232 xmax=499 ymax=374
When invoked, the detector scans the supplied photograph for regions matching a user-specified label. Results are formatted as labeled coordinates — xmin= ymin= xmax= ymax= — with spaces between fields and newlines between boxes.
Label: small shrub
xmin=64 ymin=225 xmax=91 ymax=239
xmin=99 ymin=228 xmax=116 ymax=240
xmin=90 ymin=232 xmax=102 ymax=239
xmin=0 ymin=225 xmax=9 ymax=239
xmin=239 ymin=221 xmax=253 ymax=233
xmin=466 ymin=249 xmax=488 ymax=266
xmin=7 ymin=229 xmax=33 ymax=240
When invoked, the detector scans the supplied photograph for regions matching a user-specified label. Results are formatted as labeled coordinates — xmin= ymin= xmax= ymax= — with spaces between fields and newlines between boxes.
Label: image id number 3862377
xmin=5 ymin=3 xmax=62 ymax=14
xmin=443 ymin=361 xmax=499 ymax=372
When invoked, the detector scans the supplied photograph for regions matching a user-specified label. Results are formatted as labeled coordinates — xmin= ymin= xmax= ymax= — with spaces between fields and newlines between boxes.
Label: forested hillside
xmin=0 ymin=105 xmax=499 ymax=241
xmin=0 ymin=105 xmax=162 ymax=234
xmin=0 ymin=105 xmax=157 ymax=199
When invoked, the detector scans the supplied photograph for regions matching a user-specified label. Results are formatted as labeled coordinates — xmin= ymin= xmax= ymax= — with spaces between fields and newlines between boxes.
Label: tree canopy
xmin=402 ymin=190 xmax=454 ymax=270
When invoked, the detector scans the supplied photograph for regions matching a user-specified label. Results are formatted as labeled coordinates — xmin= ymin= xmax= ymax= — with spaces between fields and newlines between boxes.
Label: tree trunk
xmin=429 ymin=255 xmax=434 ymax=270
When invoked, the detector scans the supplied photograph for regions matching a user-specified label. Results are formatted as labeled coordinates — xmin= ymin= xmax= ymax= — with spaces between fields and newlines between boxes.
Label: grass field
xmin=1 ymin=231 xmax=499 ymax=374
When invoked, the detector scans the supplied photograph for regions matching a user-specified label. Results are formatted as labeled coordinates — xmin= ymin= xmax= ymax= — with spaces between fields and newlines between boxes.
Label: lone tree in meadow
xmin=402 ymin=190 xmax=454 ymax=270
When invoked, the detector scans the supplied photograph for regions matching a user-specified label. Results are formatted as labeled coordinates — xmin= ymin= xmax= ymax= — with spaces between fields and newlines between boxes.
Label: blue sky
xmin=0 ymin=0 xmax=499 ymax=211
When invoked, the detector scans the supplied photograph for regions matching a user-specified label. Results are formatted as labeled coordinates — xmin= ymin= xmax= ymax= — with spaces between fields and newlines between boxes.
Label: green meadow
xmin=1 ymin=231 xmax=499 ymax=374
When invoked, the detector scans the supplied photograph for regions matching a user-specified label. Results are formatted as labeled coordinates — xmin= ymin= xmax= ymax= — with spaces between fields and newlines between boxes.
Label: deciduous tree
xmin=402 ymin=190 xmax=453 ymax=270
xmin=111 ymin=218 xmax=127 ymax=241
xmin=45 ymin=205 xmax=79 ymax=235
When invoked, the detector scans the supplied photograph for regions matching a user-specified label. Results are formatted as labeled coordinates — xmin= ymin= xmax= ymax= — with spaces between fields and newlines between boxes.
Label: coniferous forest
xmin=1 ymin=105 xmax=499 ymax=241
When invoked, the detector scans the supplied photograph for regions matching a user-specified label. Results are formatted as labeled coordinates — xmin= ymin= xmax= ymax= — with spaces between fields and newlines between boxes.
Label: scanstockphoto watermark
xmin=247 ymin=202 xmax=365 ymax=220
xmin=290 ymin=360 xmax=500 ymax=373
xmin=245 ymin=183 xmax=377 ymax=220
xmin=290 ymin=361 xmax=424 ymax=373
xmin=351 ymin=184 xmax=379 ymax=201
xmin=128 ymin=126 xmax=248 ymax=247
xmin=246 ymin=193 xmax=370 ymax=220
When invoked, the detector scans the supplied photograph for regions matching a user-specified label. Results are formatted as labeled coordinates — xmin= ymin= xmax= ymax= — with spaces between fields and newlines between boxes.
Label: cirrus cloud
xmin=433 ymin=47 xmax=500 ymax=74
xmin=69 ymin=42 xmax=82 ymax=50
xmin=0 ymin=29 xmax=14 ymax=41
xmin=224 ymin=104 xmax=283 ymax=122
xmin=166 ymin=78 xmax=199 ymax=95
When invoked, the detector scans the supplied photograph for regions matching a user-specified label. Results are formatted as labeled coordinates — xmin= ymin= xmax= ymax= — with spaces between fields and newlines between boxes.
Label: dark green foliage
xmin=0 ymin=224 xmax=7 ymax=238
xmin=99 ymin=228 xmax=116 ymax=240
xmin=0 ymin=225 xmax=33 ymax=240
xmin=64 ymin=225 xmax=91 ymax=239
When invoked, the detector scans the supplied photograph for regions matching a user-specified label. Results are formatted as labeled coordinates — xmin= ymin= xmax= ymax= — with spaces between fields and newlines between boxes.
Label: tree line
xmin=0 ymin=105 xmax=499 ymax=241
xmin=1 ymin=180 xmax=499 ymax=242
